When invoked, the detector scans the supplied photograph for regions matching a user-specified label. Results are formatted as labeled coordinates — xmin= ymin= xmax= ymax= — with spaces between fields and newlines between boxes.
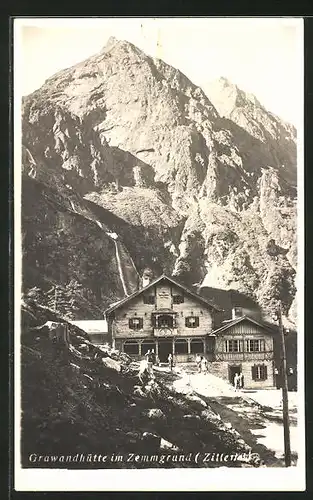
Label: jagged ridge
xmin=21 ymin=37 xmax=297 ymax=322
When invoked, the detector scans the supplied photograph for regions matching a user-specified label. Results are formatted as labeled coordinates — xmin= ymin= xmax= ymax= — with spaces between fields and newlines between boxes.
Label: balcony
xmin=153 ymin=328 xmax=178 ymax=337
xmin=215 ymin=351 xmax=274 ymax=362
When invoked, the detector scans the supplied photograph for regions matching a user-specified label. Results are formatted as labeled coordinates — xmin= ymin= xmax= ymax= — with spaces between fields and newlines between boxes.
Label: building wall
xmin=111 ymin=282 xmax=213 ymax=339
xmin=106 ymin=284 xmax=277 ymax=389
xmin=215 ymin=320 xmax=274 ymax=357
xmin=212 ymin=319 xmax=275 ymax=388
xmin=208 ymin=360 xmax=275 ymax=389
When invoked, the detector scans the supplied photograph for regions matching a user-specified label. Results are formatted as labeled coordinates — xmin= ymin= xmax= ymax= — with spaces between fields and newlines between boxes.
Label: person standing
xmin=234 ymin=373 xmax=239 ymax=391
xmin=201 ymin=356 xmax=208 ymax=374
xmin=168 ymin=353 xmax=173 ymax=371
xmin=238 ymin=372 xmax=244 ymax=389
xmin=145 ymin=349 xmax=154 ymax=376
xmin=144 ymin=349 xmax=151 ymax=360
xmin=151 ymin=348 xmax=156 ymax=365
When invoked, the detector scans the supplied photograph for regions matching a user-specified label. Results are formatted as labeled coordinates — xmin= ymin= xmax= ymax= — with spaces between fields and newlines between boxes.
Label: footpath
xmin=161 ymin=364 xmax=299 ymax=466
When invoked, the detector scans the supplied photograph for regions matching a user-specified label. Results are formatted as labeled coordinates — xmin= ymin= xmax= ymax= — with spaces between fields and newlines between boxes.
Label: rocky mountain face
xmin=21 ymin=37 xmax=297 ymax=323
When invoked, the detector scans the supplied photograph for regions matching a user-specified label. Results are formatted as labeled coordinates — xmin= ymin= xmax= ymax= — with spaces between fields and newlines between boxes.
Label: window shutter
xmin=138 ymin=318 xmax=143 ymax=329
xmin=195 ymin=316 xmax=199 ymax=327
xmin=185 ymin=317 xmax=189 ymax=327
xmin=251 ymin=365 xmax=257 ymax=380
xmin=129 ymin=318 xmax=133 ymax=329
xmin=262 ymin=365 xmax=268 ymax=380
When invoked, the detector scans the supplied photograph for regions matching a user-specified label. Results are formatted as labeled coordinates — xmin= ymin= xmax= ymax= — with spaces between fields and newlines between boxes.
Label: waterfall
xmin=114 ymin=240 xmax=128 ymax=296
xmin=106 ymin=232 xmax=128 ymax=296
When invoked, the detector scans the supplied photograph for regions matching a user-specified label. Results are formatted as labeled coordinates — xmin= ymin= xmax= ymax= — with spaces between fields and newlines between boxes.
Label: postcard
xmin=13 ymin=16 xmax=305 ymax=491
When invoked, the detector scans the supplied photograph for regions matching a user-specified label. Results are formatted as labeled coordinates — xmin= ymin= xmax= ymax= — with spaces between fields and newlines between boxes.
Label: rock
xmin=185 ymin=394 xmax=207 ymax=408
xmin=201 ymin=409 xmax=221 ymax=421
xmin=133 ymin=387 xmax=146 ymax=398
xmin=142 ymin=432 xmax=161 ymax=447
xmin=160 ymin=437 xmax=179 ymax=451
xmin=101 ymin=357 xmax=121 ymax=372
xmin=183 ymin=414 xmax=201 ymax=420
xmin=145 ymin=408 xmax=165 ymax=419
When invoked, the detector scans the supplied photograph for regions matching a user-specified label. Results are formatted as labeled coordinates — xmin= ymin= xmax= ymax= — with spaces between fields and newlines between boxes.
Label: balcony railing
xmin=215 ymin=351 xmax=274 ymax=362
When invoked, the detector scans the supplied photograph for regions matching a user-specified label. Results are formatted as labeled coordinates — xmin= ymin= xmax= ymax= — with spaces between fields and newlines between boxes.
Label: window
xmin=185 ymin=316 xmax=199 ymax=328
xmin=233 ymin=307 xmax=243 ymax=317
xmin=190 ymin=338 xmax=204 ymax=354
xmin=157 ymin=315 xmax=174 ymax=328
xmin=225 ymin=340 xmax=242 ymax=352
xmin=129 ymin=317 xmax=143 ymax=330
xmin=175 ymin=338 xmax=188 ymax=354
xmin=173 ymin=295 xmax=184 ymax=304
xmin=252 ymin=364 xmax=268 ymax=381
xmin=246 ymin=339 xmax=265 ymax=352
xmin=123 ymin=341 xmax=140 ymax=355
xmin=143 ymin=295 xmax=155 ymax=305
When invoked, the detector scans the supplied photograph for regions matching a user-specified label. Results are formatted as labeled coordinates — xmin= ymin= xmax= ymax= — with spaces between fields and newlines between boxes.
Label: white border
xmin=14 ymin=17 xmax=306 ymax=492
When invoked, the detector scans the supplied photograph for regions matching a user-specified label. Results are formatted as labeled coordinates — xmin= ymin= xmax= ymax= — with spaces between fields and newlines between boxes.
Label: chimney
xmin=232 ymin=306 xmax=243 ymax=320
xmin=141 ymin=267 xmax=154 ymax=288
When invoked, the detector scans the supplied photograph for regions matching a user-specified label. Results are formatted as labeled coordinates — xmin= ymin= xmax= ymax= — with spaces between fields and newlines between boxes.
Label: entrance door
xmin=228 ymin=365 xmax=242 ymax=385
xmin=141 ymin=340 xmax=156 ymax=357
xmin=158 ymin=340 xmax=173 ymax=363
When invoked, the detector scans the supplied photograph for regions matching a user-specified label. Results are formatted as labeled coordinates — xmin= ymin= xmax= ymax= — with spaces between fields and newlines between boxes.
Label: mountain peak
xmin=101 ymin=36 xmax=139 ymax=55
xmin=22 ymin=39 xmax=297 ymax=323
xmin=100 ymin=36 xmax=122 ymax=52
xmin=217 ymin=76 xmax=234 ymax=87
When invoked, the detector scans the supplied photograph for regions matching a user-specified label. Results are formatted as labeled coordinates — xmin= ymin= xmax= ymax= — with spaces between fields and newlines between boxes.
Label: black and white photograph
xmin=14 ymin=17 xmax=305 ymax=491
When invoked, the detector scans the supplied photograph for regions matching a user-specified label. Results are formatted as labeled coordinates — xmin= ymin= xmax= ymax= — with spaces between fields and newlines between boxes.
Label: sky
xmin=15 ymin=17 xmax=303 ymax=125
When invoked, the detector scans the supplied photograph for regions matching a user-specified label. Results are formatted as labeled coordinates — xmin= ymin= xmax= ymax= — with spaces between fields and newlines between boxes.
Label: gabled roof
xmin=104 ymin=274 xmax=222 ymax=315
xmin=212 ymin=315 xmax=276 ymax=336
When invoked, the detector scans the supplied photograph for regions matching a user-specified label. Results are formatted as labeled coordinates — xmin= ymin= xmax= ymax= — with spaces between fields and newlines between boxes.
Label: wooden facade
xmin=104 ymin=275 xmax=278 ymax=388
xmin=211 ymin=318 xmax=275 ymax=388
xmin=105 ymin=275 xmax=218 ymax=363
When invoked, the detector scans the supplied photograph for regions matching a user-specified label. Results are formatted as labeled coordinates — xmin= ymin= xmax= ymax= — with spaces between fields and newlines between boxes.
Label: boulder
xmin=145 ymin=408 xmax=165 ymax=419
xmin=101 ymin=357 xmax=121 ymax=372
xmin=160 ymin=437 xmax=179 ymax=451
xmin=142 ymin=432 xmax=161 ymax=447
xmin=201 ymin=409 xmax=221 ymax=421
xmin=185 ymin=394 xmax=207 ymax=408
xmin=133 ymin=387 xmax=146 ymax=398
xmin=183 ymin=414 xmax=201 ymax=420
